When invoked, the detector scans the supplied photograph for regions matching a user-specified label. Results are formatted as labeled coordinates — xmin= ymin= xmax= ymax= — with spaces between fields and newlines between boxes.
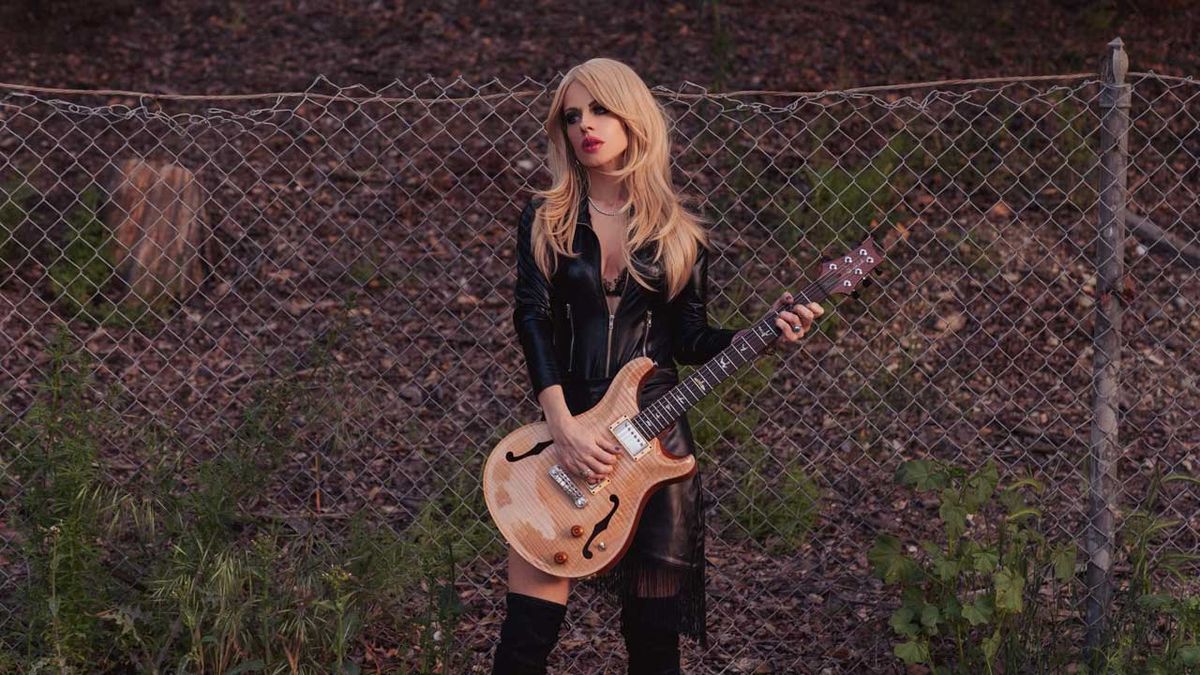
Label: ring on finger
xmin=792 ymin=324 xmax=803 ymax=333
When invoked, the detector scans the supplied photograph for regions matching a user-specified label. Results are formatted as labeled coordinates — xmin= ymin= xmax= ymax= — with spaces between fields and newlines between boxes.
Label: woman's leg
xmin=508 ymin=544 xmax=573 ymax=604
xmin=491 ymin=546 xmax=573 ymax=675
xmin=621 ymin=563 xmax=684 ymax=675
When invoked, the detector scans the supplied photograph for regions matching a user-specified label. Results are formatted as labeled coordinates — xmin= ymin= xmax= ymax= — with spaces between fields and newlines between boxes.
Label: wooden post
xmin=1085 ymin=36 xmax=1130 ymax=658
xmin=105 ymin=158 xmax=208 ymax=308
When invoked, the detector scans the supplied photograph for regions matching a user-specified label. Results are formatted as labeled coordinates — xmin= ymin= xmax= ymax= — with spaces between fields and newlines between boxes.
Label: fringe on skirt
xmin=586 ymin=476 xmax=709 ymax=648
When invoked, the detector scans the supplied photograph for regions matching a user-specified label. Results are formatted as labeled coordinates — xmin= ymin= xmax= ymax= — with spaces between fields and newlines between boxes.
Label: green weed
xmin=871 ymin=458 xmax=1200 ymax=674
xmin=0 ymin=322 xmax=473 ymax=673
xmin=870 ymin=458 xmax=1077 ymax=673
xmin=0 ymin=177 xmax=37 ymax=268
xmin=44 ymin=186 xmax=158 ymax=329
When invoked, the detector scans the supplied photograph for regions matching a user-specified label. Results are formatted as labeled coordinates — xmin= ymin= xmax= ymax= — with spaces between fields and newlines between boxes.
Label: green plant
xmin=413 ymin=448 xmax=505 ymax=574
xmin=227 ymin=1 xmax=246 ymax=32
xmin=148 ymin=521 xmax=387 ymax=675
xmin=348 ymin=243 xmax=391 ymax=289
xmin=709 ymin=134 xmax=792 ymax=245
xmin=42 ymin=186 xmax=157 ymax=329
xmin=353 ymin=417 xmax=512 ymax=672
xmin=702 ymin=0 xmax=732 ymax=92
xmin=0 ymin=177 xmax=37 ymax=267
xmin=726 ymin=438 xmax=822 ymax=554
xmin=689 ymin=277 xmax=773 ymax=453
xmin=416 ymin=537 xmax=466 ymax=675
xmin=791 ymin=130 xmax=918 ymax=253
xmin=379 ymin=474 xmax=482 ymax=674
xmin=5 ymin=325 xmax=128 ymax=672
xmin=172 ymin=369 xmax=300 ymax=546
xmin=856 ymin=336 xmax=934 ymax=422
xmin=46 ymin=187 xmax=113 ymax=317
xmin=869 ymin=458 xmax=1077 ymax=674
xmin=931 ymin=116 xmax=1020 ymax=208
xmin=930 ymin=126 xmax=970 ymax=185
xmin=1049 ymin=90 xmax=1099 ymax=214
xmin=0 ymin=322 xmax=469 ymax=673
xmin=932 ymin=220 xmax=1003 ymax=281
xmin=702 ymin=116 xmax=922 ymax=260
xmin=1079 ymin=0 xmax=1120 ymax=32
xmin=872 ymin=458 xmax=1200 ymax=674
xmin=1088 ymin=468 xmax=1200 ymax=674
xmin=691 ymin=280 xmax=824 ymax=553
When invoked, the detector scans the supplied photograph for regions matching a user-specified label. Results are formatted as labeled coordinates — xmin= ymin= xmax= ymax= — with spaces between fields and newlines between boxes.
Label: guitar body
xmin=482 ymin=356 xmax=696 ymax=579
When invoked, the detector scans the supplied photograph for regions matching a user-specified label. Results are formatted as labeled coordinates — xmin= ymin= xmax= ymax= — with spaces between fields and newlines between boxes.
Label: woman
xmin=494 ymin=57 xmax=823 ymax=675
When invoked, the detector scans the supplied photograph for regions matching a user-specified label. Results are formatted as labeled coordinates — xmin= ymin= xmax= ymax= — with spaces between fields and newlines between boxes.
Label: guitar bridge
xmin=609 ymin=416 xmax=650 ymax=459
xmin=549 ymin=465 xmax=588 ymax=508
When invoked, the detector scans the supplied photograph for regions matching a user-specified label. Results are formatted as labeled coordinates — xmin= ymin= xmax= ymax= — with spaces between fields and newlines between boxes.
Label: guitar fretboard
xmin=629 ymin=275 xmax=836 ymax=441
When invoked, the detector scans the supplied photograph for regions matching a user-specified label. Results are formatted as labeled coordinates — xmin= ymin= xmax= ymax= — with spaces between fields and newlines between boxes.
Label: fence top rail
xmin=0 ymin=71 xmax=1126 ymax=105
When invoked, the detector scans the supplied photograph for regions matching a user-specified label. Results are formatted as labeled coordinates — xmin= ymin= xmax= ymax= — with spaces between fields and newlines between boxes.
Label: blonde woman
xmin=494 ymin=57 xmax=822 ymax=674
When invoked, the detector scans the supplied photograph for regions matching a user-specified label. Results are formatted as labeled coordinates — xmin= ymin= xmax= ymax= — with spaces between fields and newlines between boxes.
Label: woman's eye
xmin=563 ymin=106 xmax=606 ymax=125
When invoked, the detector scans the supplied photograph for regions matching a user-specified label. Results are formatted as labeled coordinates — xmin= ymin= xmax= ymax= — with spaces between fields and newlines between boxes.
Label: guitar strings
xmin=633 ymin=263 xmax=843 ymax=434
xmin=633 ymin=250 xmax=870 ymax=436
xmin=766 ymin=264 xmax=841 ymax=330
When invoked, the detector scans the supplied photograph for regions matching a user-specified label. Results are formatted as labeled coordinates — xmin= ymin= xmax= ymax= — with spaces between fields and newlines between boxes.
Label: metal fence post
xmin=1085 ymin=36 xmax=1130 ymax=657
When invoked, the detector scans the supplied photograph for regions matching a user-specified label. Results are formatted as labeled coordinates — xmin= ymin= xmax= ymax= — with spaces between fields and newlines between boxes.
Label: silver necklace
xmin=587 ymin=195 xmax=629 ymax=217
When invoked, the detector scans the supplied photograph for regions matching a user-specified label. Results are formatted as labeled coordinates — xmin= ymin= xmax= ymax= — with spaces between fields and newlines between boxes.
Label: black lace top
xmin=602 ymin=266 xmax=627 ymax=297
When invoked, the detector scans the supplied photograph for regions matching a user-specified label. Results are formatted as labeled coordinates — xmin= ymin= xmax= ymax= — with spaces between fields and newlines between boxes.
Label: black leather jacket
xmin=512 ymin=193 xmax=737 ymax=568
xmin=513 ymin=194 xmax=738 ymax=400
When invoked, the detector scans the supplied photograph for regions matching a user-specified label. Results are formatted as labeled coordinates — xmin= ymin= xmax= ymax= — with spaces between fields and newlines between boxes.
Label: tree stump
xmin=105 ymin=158 xmax=208 ymax=307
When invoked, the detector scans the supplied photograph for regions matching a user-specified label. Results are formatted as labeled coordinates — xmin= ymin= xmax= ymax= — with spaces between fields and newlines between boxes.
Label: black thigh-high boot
xmin=621 ymin=595 xmax=682 ymax=675
xmin=491 ymin=591 xmax=568 ymax=675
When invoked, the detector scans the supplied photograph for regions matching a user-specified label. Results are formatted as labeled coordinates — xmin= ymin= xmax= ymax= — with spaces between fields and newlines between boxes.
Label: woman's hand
xmin=548 ymin=415 xmax=621 ymax=483
xmin=737 ymin=292 xmax=824 ymax=352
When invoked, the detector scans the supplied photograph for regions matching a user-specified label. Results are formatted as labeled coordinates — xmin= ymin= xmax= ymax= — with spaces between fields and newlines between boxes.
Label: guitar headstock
xmin=819 ymin=237 xmax=883 ymax=296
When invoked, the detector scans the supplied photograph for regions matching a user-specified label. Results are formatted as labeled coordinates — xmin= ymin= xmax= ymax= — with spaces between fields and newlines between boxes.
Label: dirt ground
xmin=1 ymin=1 xmax=1198 ymax=673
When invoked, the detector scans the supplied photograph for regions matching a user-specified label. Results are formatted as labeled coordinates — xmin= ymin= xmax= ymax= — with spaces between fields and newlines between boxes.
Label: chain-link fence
xmin=1 ymin=41 xmax=1197 ymax=673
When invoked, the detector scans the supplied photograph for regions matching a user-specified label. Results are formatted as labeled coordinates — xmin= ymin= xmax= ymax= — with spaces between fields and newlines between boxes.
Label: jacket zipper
xmin=605 ymin=312 xmax=614 ymax=376
xmin=641 ymin=309 xmax=653 ymax=357
xmin=586 ymin=218 xmax=623 ymax=378
xmin=567 ymin=302 xmax=575 ymax=372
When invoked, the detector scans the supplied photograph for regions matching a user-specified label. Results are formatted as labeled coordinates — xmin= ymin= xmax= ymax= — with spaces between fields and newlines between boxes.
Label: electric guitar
xmin=483 ymin=237 xmax=883 ymax=579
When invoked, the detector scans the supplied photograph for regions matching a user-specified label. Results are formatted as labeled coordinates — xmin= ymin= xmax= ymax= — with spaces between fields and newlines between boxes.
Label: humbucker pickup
xmin=609 ymin=416 xmax=650 ymax=459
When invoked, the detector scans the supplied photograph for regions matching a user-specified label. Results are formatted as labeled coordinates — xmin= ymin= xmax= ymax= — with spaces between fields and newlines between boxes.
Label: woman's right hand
xmin=548 ymin=415 xmax=622 ymax=482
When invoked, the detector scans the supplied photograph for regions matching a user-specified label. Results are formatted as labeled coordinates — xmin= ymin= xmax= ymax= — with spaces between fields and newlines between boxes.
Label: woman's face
xmin=561 ymin=80 xmax=628 ymax=172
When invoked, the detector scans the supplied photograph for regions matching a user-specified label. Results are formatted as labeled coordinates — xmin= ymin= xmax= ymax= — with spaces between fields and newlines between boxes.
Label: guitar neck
xmin=630 ymin=278 xmax=834 ymax=442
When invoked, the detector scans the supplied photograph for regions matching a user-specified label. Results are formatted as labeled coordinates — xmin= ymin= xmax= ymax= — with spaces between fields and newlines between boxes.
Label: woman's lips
xmin=582 ymin=139 xmax=604 ymax=153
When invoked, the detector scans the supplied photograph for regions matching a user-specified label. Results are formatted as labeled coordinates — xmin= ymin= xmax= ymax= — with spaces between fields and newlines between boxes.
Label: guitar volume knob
xmin=553 ymin=551 xmax=568 ymax=565
xmin=570 ymin=525 xmax=584 ymax=538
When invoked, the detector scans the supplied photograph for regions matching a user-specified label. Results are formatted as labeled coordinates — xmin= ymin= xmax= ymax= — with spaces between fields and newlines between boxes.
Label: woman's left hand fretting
xmin=768 ymin=292 xmax=823 ymax=349
xmin=732 ymin=292 xmax=823 ymax=353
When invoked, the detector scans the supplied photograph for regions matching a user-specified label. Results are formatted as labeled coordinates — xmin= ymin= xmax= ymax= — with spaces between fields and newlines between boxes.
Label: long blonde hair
xmin=529 ymin=57 xmax=712 ymax=301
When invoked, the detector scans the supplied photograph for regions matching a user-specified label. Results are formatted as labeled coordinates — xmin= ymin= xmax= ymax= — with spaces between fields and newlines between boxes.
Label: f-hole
xmin=582 ymin=495 xmax=619 ymax=559
xmin=506 ymin=439 xmax=553 ymax=462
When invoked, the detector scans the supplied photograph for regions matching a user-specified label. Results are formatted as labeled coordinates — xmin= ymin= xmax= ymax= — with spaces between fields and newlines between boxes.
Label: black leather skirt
xmin=561 ymin=368 xmax=709 ymax=645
